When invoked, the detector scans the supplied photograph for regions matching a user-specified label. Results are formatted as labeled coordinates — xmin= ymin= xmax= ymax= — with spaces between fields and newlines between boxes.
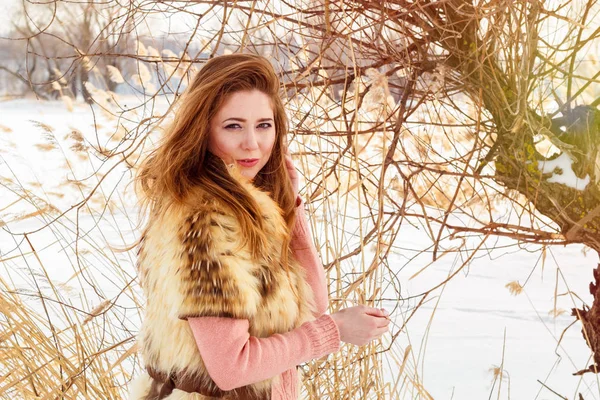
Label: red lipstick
xmin=237 ymin=159 xmax=259 ymax=167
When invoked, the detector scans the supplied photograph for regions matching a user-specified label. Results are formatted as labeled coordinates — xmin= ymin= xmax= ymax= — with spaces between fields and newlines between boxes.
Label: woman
xmin=129 ymin=53 xmax=390 ymax=400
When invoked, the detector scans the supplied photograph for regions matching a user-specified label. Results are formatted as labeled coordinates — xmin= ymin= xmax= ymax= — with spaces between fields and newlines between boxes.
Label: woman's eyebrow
xmin=223 ymin=117 xmax=274 ymax=123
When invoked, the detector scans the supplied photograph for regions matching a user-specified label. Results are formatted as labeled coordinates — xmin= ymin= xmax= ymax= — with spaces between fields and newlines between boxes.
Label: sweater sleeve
xmin=187 ymin=313 xmax=341 ymax=391
xmin=290 ymin=196 xmax=329 ymax=317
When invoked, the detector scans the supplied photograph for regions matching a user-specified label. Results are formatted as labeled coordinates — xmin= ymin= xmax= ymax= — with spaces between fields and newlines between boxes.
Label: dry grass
xmin=0 ymin=277 xmax=138 ymax=399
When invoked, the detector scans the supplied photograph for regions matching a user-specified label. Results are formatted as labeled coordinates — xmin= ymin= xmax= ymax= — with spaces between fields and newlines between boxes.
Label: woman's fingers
xmin=285 ymin=154 xmax=293 ymax=166
xmin=377 ymin=318 xmax=390 ymax=328
xmin=376 ymin=321 xmax=390 ymax=334
xmin=375 ymin=327 xmax=388 ymax=338
xmin=284 ymin=153 xmax=298 ymax=177
xmin=375 ymin=317 xmax=390 ymax=329
xmin=283 ymin=150 xmax=292 ymax=164
xmin=365 ymin=307 xmax=388 ymax=318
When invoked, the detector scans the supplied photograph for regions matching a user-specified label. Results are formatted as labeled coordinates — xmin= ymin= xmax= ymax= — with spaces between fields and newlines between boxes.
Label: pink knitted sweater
xmin=188 ymin=197 xmax=341 ymax=399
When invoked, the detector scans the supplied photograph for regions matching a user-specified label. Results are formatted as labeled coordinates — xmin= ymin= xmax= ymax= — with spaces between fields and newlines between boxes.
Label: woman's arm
xmin=290 ymin=196 xmax=329 ymax=317
xmin=188 ymin=313 xmax=340 ymax=391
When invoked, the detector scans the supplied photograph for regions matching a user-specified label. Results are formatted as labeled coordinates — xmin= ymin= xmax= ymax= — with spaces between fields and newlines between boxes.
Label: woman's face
xmin=208 ymin=89 xmax=277 ymax=180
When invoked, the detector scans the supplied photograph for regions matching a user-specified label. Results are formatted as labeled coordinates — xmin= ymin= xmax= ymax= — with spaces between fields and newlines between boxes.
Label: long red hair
xmin=135 ymin=53 xmax=297 ymax=262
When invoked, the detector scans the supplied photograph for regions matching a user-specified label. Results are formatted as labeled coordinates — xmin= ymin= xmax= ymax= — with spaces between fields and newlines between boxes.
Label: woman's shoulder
xmin=140 ymin=188 xmax=240 ymax=264
xmin=170 ymin=187 xmax=241 ymax=230
xmin=142 ymin=190 xmax=225 ymax=240
xmin=165 ymin=185 xmax=224 ymax=214
xmin=158 ymin=181 xmax=281 ymax=236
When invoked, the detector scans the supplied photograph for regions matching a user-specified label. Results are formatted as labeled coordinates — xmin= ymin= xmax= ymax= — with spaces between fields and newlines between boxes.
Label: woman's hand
xmin=284 ymin=148 xmax=299 ymax=199
xmin=329 ymin=305 xmax=391 ymax=346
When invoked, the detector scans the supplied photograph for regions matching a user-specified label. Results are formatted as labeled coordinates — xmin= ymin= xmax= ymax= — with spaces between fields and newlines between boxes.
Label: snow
xmin=538 ymin=152 xmax=590 ymax=190
xmin=1 ymin=98 xmax=599 ymax=399
xmin=383 ymin=240 xmax=597 ymax=399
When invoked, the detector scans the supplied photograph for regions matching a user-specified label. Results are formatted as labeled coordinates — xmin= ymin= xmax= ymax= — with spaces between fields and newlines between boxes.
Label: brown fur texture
xmin=129 ymin=166 xmax=318 ymax=399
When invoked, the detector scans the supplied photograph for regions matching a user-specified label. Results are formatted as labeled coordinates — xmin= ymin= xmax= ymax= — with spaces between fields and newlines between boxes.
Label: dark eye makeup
xmin=224 ymin=123 xmax=272 ymax=130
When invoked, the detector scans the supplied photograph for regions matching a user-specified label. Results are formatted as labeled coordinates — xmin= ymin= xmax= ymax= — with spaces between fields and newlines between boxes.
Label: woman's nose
xmin=242 ymin=128 xmax=259 ymax=150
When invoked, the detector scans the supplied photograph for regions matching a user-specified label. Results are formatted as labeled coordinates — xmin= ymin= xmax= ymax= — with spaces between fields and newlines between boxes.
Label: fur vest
xmin=129 ymin=166 xmax=319 ymax=400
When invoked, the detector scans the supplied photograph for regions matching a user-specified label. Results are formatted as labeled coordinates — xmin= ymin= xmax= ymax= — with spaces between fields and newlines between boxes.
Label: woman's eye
xmin=224 ymin=123 xmax=272 ymax=130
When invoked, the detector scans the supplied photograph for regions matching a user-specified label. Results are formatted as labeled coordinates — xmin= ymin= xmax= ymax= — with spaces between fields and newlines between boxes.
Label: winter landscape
xmin=2 ymin=1 xmax=600 ymax=399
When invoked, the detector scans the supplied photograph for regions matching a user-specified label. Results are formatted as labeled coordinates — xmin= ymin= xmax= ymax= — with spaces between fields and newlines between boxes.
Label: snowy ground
xmin=1 ymin=98 xmax=599 ymax=400
xmin=383 ymin=235 xmax=598 ymax=399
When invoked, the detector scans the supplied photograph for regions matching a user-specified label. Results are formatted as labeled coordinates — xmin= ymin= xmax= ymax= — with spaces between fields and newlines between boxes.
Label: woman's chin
xmin=240 ymin=169 xmax=257 ymax=181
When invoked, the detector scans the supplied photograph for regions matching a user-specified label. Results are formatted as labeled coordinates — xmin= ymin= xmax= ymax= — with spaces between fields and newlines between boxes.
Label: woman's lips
xmin=237 ymin=159 xmax=259 ymax=167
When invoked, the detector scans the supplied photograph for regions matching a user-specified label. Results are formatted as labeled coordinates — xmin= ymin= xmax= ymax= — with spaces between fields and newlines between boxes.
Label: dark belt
xmin=144 ymin=366 xmax=269 ymax=400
